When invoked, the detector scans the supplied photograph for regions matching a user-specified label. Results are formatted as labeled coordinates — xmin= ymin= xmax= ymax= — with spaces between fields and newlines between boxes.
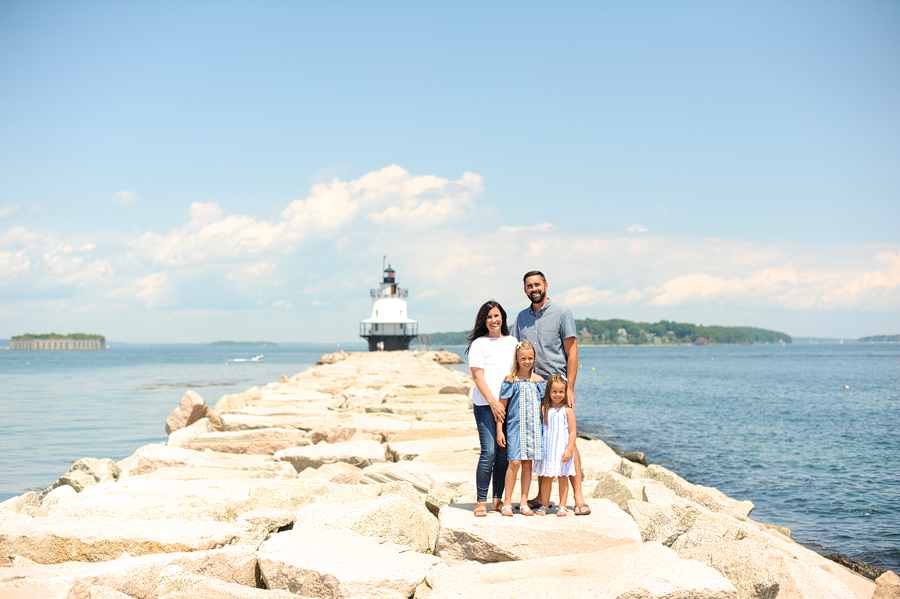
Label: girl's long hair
xmin=541 ymin=374 xmax=567 ymax=424
xmin=505 ymin=340 xmax=537 ymax=382
xmin=465 ymin=300 xmax=509 ymax=354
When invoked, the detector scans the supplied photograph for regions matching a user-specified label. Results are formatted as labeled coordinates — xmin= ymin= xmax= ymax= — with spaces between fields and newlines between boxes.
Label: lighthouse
xmin=359 ymin=262 xmax=418 ymax=351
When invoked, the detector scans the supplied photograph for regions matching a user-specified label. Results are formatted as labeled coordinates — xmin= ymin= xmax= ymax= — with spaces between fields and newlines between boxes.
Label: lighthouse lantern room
xmin=359 ymin=262 xmax=418 ymax=351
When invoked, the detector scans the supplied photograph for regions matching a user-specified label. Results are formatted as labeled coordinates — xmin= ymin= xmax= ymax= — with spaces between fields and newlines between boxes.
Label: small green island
xmin=423 ymin=319 xmax=791 ymax=346
xmin=857 ymin=334 xmax=900 ymax=343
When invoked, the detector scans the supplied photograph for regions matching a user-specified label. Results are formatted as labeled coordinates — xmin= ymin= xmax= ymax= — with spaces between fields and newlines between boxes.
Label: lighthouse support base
xmin=363 ymin=335 xmax=417 ymax=352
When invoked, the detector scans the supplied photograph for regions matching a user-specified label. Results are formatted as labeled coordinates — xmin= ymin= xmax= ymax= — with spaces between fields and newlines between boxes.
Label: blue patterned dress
xmin=499 ymin=379 xmax=545 ymax=461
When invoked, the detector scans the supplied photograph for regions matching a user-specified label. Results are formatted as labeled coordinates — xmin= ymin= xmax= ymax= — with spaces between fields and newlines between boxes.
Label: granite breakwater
xmin=1 ymin=350 xmax=897 ymax=599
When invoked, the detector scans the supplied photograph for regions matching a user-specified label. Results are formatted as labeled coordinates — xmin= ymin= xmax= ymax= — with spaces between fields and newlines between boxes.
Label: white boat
xmin=251 ymin=355 xmax=264 ymax=361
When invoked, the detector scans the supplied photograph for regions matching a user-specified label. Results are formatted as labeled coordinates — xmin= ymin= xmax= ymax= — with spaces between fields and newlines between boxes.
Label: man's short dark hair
xmin=523 ymin=270 xmax=546 ymax=285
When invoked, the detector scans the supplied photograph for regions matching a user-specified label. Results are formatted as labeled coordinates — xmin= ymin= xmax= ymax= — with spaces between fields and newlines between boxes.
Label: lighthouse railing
xmin=370 ymin=288 xmax=408 ymax=298
xmin=360 ymin=322 xmax=418 ymax=337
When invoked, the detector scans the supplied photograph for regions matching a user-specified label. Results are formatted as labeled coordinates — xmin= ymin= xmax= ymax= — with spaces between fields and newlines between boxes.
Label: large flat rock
xmin=434 ymin=499 xmax=641 ymax=565
xmin=257 ymin=528 xmax=445 ymax=599
xmin=0 ymin=547 xmax=257 ymax=599
xmin=117 ymin=444 xmax=296 ymax=478
xmin=221 ymin=413 xmax=411 ymax=433
xmin=0 ymin=516 xmax=248 ymax=565
xmin=182 ymin=428 xmax=311 ymax=454
xmin=292 ymin=494 xmax=440 ymax=553
xmin=274 ymin=440 xmax=386 ymax=471
xmin=427 ymin=541 xmax=738 ymax=599
xmin=387 ymin=435 xmax=480 ymax=461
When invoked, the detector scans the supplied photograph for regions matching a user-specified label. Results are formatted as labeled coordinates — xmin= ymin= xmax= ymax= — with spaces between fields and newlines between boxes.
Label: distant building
xmin=580 ymin=328 xmax=593 ymax=341
xmin=359 ymin=263 xmax=418 ymax=351
xmin=694 ymin=337 xmax=708 ymax=346
xmin=11 ymin=335 xmax=105 ymax=350
xmin=617 ymin=328 xmax=628 ymax=343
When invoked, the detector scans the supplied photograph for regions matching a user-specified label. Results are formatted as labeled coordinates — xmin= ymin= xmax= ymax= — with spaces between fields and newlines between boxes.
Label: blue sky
xmin=2 ymin=1 xmax=898 ymax=342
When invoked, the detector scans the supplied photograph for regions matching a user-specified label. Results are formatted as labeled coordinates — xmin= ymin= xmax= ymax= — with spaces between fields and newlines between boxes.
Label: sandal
xmin=574 ymin=503 xmax=592 ymax=516
xmin=501 ymin=504 xmax=514 ymax=517
xmin=491 ymin=499 xmax=503 ymax=512
xmin=519 ymin=504 xmax=534 ymax=516
xmin=474 ymin=502 xmax=488 ymax=517
xmin=535 ymin=505 xmax=548 ymax=516
xmin=557 ymin=506 xmax=568 ymax=517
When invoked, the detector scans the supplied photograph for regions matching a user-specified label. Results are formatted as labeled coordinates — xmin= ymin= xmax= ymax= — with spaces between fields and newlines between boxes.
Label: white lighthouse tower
xmin=360 ymin=261 xmax=418 ymax=351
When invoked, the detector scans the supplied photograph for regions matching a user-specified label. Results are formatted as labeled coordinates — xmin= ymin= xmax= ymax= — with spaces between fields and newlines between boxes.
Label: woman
xmin=466 ymin=300 xmax=518 ymax=517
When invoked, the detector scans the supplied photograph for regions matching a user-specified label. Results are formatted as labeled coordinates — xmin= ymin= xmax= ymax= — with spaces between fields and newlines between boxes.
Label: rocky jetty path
xmin=2 ymin=350 xmax=897 ymax=599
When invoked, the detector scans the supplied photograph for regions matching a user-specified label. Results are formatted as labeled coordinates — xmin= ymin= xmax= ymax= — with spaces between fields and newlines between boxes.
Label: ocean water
xmin=1 ymin=341 xmax=897 ymax=570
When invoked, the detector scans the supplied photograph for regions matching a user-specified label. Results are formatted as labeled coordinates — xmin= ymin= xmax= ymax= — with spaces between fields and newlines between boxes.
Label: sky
xmin=1 ymin=1 xmax=898 ymax=343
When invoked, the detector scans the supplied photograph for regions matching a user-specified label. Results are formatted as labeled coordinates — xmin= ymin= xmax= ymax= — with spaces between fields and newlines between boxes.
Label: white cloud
xmin=627 ymin=224 xmax=648 ymax=233
xmin=111 ymin=191 xmax=143 ymax=205
xmin=2 ymin=164 xmax=899 ymax=341
xmin=0 ymin=205 xmax=21 ymax=219
xmin=498 ymin=223 xmax=556 ymax=233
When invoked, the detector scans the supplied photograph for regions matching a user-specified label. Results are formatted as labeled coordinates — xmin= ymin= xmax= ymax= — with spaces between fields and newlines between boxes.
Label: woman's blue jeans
xmin=474 ymin=404 xmax=507 ymax=502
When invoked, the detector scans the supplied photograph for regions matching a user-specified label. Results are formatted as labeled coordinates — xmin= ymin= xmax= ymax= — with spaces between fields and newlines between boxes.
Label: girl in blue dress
xmin=497 ymin=340 xmax=546 ymax=515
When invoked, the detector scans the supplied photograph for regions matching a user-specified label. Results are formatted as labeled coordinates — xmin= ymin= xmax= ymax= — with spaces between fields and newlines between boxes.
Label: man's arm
xmin=563 ymin=335 xmax=578 ymax=408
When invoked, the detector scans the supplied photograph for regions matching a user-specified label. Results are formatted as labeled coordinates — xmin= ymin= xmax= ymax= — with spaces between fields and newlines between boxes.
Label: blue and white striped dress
xmin=533 ymin=406 xmax=576 ymax=478
xmin=499 ymin=379 xmax=545 ymax=461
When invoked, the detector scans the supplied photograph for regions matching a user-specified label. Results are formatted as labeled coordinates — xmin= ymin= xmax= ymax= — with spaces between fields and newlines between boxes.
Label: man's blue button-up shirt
xmin=512 ymin=298 xmax=577 ymax=378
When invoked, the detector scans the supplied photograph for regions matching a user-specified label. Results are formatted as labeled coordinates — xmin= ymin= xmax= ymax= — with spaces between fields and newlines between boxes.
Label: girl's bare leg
xmin=503 ymin=461 xmax=521 ymax=507
xmin=519 ymin=461 xmax=532 ymax=507
xmin=558 ymin=475 xmax=569 ymax=510
xmin=539 ymin=476 xmax=553 ymax=509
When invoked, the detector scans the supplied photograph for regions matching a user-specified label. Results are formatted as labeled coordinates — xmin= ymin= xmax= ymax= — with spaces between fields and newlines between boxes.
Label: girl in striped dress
xmin=497 ymin=341 xmax=545 ymax=516
xmin=533 ymin=374 xmax=577 ymax=516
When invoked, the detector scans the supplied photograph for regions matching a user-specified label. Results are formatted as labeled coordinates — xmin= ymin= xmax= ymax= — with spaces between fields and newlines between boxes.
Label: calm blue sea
xmin=1 ymin=341 xmax=898 ymax=570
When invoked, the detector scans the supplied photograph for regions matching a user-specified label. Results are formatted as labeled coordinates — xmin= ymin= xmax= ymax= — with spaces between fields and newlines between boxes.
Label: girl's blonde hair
xmin=505 ymin=340 xmax=538 ymax=383
xmin=541 ymin=374 xmax=568 ymax=423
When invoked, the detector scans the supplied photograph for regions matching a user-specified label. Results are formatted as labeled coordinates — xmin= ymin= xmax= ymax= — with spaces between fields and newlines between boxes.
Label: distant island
xmin=11 ymin=333 xmax=106 ymax=350
xmin=210 ymin=340 xmax=278 ymax=346
xmin=423 ymin=319 xmax=791 ymax=347
xmin=857 ymin=334 xmax=900 ymax=343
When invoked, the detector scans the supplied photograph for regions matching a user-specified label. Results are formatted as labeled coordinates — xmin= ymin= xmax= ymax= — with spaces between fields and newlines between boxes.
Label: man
xmin=512 ymin=270 xmax=590 ymax=515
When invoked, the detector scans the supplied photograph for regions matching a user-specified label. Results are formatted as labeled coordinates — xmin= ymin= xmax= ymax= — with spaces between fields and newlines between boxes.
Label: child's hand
xmin=561 ymin=450 xmax=572 ymax=462
xmin=498 ymin=432 xmax=506 ymax=447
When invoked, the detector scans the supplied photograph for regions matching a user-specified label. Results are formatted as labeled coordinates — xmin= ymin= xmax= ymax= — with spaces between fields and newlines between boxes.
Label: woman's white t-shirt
xmin=468 ymin=335 xmax=518 ymax=407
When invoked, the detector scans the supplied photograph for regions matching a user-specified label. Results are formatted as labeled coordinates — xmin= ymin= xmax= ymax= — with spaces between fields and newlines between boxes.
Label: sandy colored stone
xmin=297 ymin=461 xmax=362 ymax=482
xmin=590 ymin=470 xmax=645 ymax=509
xmin=182 ymin=427 xmax=311 ymax=454
xmin=0 ymin=515 xmax=249 ymax=565
xmin=577 ymin=438 xmax=623 ymax=481
xmin=307 ymin=426 xmax=356 ymax=444
xmin=0 ymin=492 xmax=46 ymax=517
xmin=434 ymin=500 xmax=640 ymax=565
xmin=340 ymin=386 xmax=388 ymax=408
xmin=874 ymin=571 xmax=900 ymax=599
xmin=70 ymin=458 xmax=122 ymax=484
xmin=646 ymin=464 xmax=755 ymax=520
xmin=274 ymin=440 xmax=386 ymax=472
xmin=386 ymin=435 xmax=479 ymax=462
xmin=293 ymin=494 xmax=438 ymax=553
xmin=0 ymin=547 xmax=257 ymax=599
xmin=427 ymin=541 xmax=738 ymax=599
xmin=257 ymin=528 xmax=445 ymax=599
xmin=359 ymin=462 xmax=436 ymax=492
xmin=165 ymin=390 xmax=210 ymax=435
xmin=117 ymin=444 xmax=296 ymax=478
xmin=167 ymin=417 xmax=213 ymax=447
xmin=155 ymin=565 xmax=297 ymax=599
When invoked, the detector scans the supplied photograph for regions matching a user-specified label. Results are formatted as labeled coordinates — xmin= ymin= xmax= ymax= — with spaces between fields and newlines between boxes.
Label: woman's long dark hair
xmin=465 ymin=300 xmax=509 ymax=354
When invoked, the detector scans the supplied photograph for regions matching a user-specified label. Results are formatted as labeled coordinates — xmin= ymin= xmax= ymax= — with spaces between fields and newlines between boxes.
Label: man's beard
xmin=529 ymin=290 xmax=545 ymax=305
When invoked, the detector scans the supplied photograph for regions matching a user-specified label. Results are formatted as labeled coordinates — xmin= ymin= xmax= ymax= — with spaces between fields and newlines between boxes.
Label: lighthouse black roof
xmin=383 ymin=265 xmax=395 ymax=283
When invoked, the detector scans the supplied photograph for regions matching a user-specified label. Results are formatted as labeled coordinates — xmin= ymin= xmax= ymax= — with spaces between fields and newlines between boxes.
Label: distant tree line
xmin=13 ymin=333 xmax=106 ymax=341
xmin=857 ymin=334 xmax=900 ymax=343
xmin=575 ymin=319 xmax=791 ymax=345
xmin=422 ymin=319 xmax=791 ymax=347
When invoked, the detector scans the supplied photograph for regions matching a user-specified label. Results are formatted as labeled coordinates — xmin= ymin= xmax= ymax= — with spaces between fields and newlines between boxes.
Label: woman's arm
xmin=562 ymin=407 xmax=577 ymax=463
xmin=471 ymin=367 xmax=505 ymax=423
